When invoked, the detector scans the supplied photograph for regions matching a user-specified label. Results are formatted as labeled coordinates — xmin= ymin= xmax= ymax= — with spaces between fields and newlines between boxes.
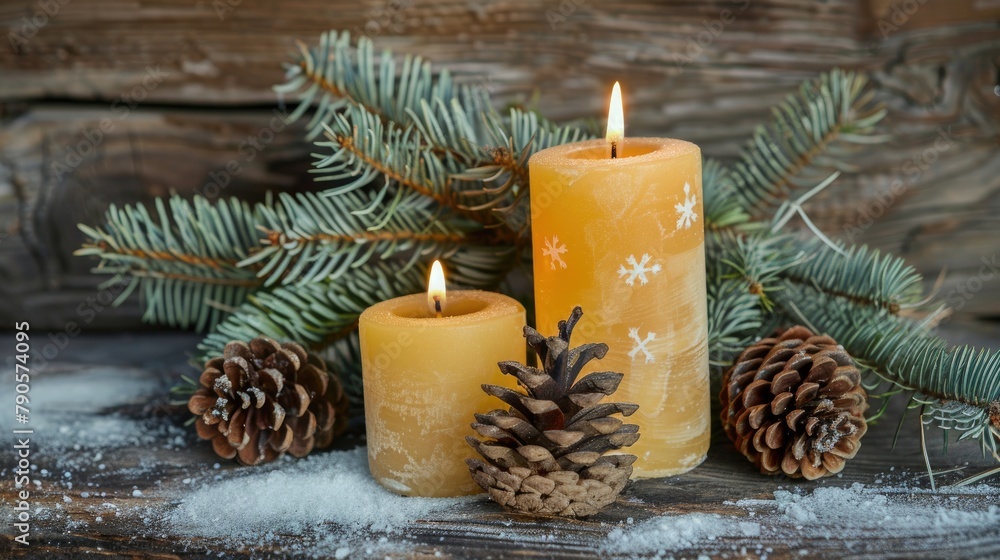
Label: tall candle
xmin=528 ymin=84 xmax=709 ymax=478
xmin=359 ymin=263 xmax=525 ymax=497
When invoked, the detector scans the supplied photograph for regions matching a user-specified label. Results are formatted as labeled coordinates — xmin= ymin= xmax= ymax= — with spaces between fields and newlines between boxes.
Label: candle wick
xmin=434 ymin=296 xmax=442 ymax=318
xmin=611 ymin=141 xmax=617 ymax=159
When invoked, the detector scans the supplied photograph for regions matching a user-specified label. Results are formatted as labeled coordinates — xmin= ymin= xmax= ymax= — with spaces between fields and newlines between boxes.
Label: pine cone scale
xmin=188 ymin=391 xmax=215 ymax=415
xmin=763 ymin=421 xmax=785 ymax=449
xmin=771 ymin=370 xmax=800 ymax=395
xmin=212 ymin=435 xmax=238 ymax=460
xmin=318 ymin=399 xmax=340 ymax=432
xmin=270 ymin=424 xmax=294 ymax=452
xmin=227 ymin=409 xmax=247 ymax=447
xmin=771 ymin=392 xmax=793 ymax=415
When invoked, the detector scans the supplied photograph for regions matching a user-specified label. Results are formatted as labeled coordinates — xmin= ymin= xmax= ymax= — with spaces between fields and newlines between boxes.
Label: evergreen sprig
xmin=782 ymin=239 xmax=925 ymax=313
xmin=722 ymin=68 xmax=887 ymax=219
xmin=75 ymin=196 xmax=263 ymax=331
xmin=279 ymin=31 xmax=588 ymax=231
xmin=77 ymin=31 xmax=999 ymax=467
xmin=198 ymin=262 xmax=423 ymax=357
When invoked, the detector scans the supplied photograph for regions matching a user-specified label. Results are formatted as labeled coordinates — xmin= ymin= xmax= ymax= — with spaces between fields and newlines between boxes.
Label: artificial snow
xmin=767 ymin=483 xmax=1000 ymax=538
xmin=605 ymin=513 xmax=761 ymax=553
xmin=167 ymin=447 xmax=472 ymax=555
xmin=603 ymin=482 xmax=1000 ymax=558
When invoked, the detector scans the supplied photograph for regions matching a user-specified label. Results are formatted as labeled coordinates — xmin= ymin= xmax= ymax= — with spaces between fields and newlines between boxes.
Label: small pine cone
xmin=720 ymin=326 xmax=868 ymax=480
xmin=467 ymin=440 xmax=637 ymax=518
xmin=467 ymin=306 xmax=640 ymax=517
xmin=188 ymin=337 xmax=350 ymax=465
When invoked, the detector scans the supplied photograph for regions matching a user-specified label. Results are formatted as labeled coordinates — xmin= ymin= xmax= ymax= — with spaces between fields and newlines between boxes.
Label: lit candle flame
xmin=427 ymin=260 xmax=446 ymax=317
xmin=606 ymin=81 xmax=624 ymax=156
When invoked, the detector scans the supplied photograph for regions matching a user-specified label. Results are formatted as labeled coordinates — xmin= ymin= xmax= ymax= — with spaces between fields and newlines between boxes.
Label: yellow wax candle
xmin=528 ymin=84 xmax=709 ymax=478
xmin=359 ymin=264 xmax=525 ymax=497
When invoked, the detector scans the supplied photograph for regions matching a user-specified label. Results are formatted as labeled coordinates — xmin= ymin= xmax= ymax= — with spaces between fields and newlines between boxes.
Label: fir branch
xmin=260 ymin=228 xmax=470 ymax=246
xmin=318 ymin=331 xmax=365 ymax=403
xmin=279 ymin=31 xmax=478 ymax=141
xmin=706 ymin=274 xmax=763 ymax=367
xmin=241 ymin=190 xmax=516 ymax=288
xmin=781 ymin=238 xmax=925 ymax=314
xmin=281 ymin=31 xmax=588 ymax=230
xmin=128 ymin=270 xmax=260 ymax=287
xmin=709 ymin=231 xmax=807 ymax=311
xmin=703 ymin=157 xmax=750 ymax=230
xmin=313 ymin=106 xmax=498 ymax=224
xmin=80 ymin=241 xmax=242 ymax=270
xmin=314 ymin=107 xmax=452 ymax=195
xmin=197 ymin=263 xmax=425 ymax=363
xmin=76 ymin=196 xmax=264 ymax=331
xmin=723 ymin=68 xmax=887 ymax=218
xmin=308 ymin=103 xmax=531 ymax=243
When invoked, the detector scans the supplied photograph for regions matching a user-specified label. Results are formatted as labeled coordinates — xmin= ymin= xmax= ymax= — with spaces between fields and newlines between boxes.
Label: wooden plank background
xmin=1 ymin=0 xmax=999 ymax=330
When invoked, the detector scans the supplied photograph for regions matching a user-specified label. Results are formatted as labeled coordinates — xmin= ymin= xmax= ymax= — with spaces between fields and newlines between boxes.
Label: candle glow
xmin=427 ymin=260 xmax=446 ymax=316
xmin=606 ymin=81 xmax=624 ymax=147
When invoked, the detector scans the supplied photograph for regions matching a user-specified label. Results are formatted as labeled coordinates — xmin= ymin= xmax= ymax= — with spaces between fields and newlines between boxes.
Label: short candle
xmin=528 ymin=83 xmax=710 ymax=478
xmin=359 ymin=263 xmax=526 ymax=497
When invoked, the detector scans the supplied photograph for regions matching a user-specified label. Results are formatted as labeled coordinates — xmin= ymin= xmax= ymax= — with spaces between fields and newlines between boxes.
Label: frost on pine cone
xmin=720 ymin=326 xmax=868 ymax=480
xmin=467 ymin=306 xmax=640 ymax=517
xmin=187 ymin=337 xmax=350 ymax=465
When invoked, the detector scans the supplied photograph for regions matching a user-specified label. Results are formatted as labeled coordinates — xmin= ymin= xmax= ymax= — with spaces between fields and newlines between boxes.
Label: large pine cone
xmin=467 ymin=306 xmax=640 ymax=517
xmin=188 ymin=337 xmax=350 ymax=465
xmin=720 ymin=326 xmax=868 ymax=480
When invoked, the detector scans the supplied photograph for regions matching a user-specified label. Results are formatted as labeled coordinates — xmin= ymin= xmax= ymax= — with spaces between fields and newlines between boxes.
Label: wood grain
xmin=1 ymin=330 xmax=998 ymax=559
xmin=0 ymin=106 xmax=312 ymax=328
xmin=0 ymin=0 xmax=998 ymax=328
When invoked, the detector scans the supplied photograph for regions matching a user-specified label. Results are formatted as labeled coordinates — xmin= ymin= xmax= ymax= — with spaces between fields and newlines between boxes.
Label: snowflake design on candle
xmin=675 ymin=183 xmax=698 ymax=230
xmin=542 ymin=236 xmax=568 ymax=270
xmin=627 ymin=328 xmax=656 ymax=363
xmin=618 ymin=254 xmax=661 ymax=286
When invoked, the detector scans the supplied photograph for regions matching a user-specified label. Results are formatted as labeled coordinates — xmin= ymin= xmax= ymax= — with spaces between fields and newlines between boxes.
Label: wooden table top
xmin=2 ymin=332 xmax=998 ymax=559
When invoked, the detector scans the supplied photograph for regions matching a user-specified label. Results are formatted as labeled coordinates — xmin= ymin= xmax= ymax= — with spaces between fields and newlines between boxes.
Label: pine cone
xmin=467 ymin=306 xmax=640 ymax=517
xmin=720 ymin=326 xmax=868 ymax=480
xmin=187 ymin=337 xmax=350 ymax=465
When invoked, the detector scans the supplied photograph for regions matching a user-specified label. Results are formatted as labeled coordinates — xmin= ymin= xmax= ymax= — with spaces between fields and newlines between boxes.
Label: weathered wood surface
xmin=1 ymin=0 xmax=999 ymax=329
xmin=0 ymin=107 xmax=312 ymax=329
xmin=1 ymin=328 xmax=999 ymax=559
